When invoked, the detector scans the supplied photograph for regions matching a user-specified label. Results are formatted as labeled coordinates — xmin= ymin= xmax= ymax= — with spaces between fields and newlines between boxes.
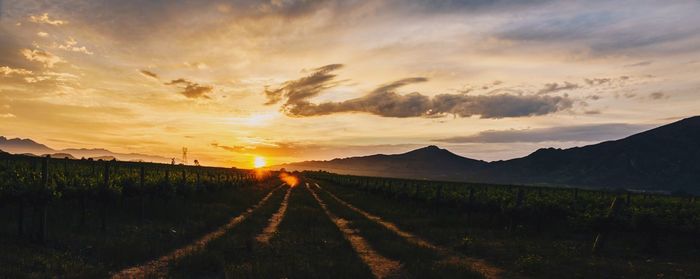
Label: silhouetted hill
xmin=0 ymin=136 xmax=54 ymax=154
xmin=277 ymin=145 xmax=486 ymax=180
xmin=61 ymin=148 xmax=170 ymax=163
xmin=278 ymin=116 xmax=700 ymax=194
xmin=481 ymin=116 xmax=700 ymax=193
xmin=0 ymin=137 xmax=171 ymax=163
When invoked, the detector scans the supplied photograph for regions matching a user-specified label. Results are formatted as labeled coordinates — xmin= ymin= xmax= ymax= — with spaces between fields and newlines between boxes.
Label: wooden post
xmin=515 ymin=188 xmax=525 ymax=208
xmin=468 ymin=187 xmax=475 ymax=205
xmin=436 ymin=184 xmax=444 ymax=204
xmin=592 ymin=196 xmax=621 ymax=255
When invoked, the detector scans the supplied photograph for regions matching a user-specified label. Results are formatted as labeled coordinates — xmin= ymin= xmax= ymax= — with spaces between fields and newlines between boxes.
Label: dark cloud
xmin=264 ymin=64 xmax=343 ymax=106
xmin=481 ymin=80 xmax=503 ymax=90
xmin=210 ymin=143 xmax=246 ymax=152
xmin=139 ymin=69 xmax=158 ymax=79
xmin=165 ymin=78 xmax=213 ymax=99
xmin=497 ymin=8 xmax=700 ymax=55
xmin=0 ymin=28 xmax=40 ymax=70
xmin=434 ymin=123 xmax=656 ymax=143
xmin=624 ymin=60 xmax=653 ymax=67
xmin=649 ymin=91 xmax=668 ymax=100
xmin=584 ymin=76 xmax=632 ymax=87
xmin=537 ymin=82 xmax=579 ymax=94
xmin=406 ymin=0 xmax=553 ymax=13
xmin=4 ymin=0 xmax=336 ymax=42
xmin=265 ymin=65 xmax=573 ymax=119
xmin=584 ymin=78 xmax=612 ymax=86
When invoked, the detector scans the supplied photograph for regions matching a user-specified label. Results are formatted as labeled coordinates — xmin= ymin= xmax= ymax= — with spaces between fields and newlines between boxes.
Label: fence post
xmin=436 ymin=184 xmax=444 ymax=204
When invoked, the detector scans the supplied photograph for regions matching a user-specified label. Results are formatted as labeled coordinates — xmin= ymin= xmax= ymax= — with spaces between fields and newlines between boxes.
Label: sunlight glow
xmin=245 ymin=112 xmax=277 ymax=126
xmin=279 ymin=172 xmax=299 ymax=187
xmin=253 ymin=156 xmax=266 ymax=168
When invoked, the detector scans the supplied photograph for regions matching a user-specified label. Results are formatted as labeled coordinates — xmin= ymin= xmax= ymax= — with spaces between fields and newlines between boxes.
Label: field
xmin=1 ymin=154 xmax=699 ymax=278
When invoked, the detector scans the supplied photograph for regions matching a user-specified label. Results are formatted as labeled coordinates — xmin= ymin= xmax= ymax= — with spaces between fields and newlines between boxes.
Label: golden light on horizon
xmin=279 ymin=172 xmax=299 ymax=187
xmin=253 ymin=156 xmax=267 ymax=168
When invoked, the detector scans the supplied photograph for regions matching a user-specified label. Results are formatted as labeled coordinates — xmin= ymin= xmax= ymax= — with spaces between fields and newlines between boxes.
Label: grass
xmin=4 ymin=175 xmax=698 ymax=278
xmin=317 ymin=180 xmax=700 ymax=278
xmin=314 ymin=184 xmax=484 ymax=278
xmin=0 ymin=180 xmax=278 ymax=278
xmin=168 ymin=182 xmax=374 ymax=278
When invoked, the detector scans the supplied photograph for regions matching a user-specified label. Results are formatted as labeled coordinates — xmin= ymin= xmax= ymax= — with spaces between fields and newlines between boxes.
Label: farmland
xmin=1 ymin=153 xmax=699 ymax=278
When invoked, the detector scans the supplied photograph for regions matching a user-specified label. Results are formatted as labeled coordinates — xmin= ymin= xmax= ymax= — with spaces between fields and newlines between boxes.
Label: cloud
xmin=29 ymin=13 xmax=68 ymax=26
xmin=434 ymin=123 xmax=656 ymax=143
xmin=264 ymin=64 xmax=344 ymax=105
xmin=37 ymin=32 xmax=49 ymax=37
xmin=57 ymin=38 xmax=93 ymax=55
xmin=139 ymin=69 xmax=159 ymax=80
xmin=210 ymin=141 xmax=306 ymax=157
xmin=584 ymin=78 xmax=612 ymax=86
xmin=20 ymin=48 xmax=64 ymax=68
xmin=0 ymin=66 xmax=33 ymax=76
xmin=18 ymin=71 xmax=79 ymax=84
xmin=537 ymin=82 xmax=579 ymax=94
xmin=584 ymin=76 xmax=630 ymax=87
xmin=265 ymin=65 xmax=573 ymax=119
xmin=0 ymin=113 xmax=16 ymax=118
xmin=406 ymin=0 xmax=553 ymax=13
xmin=624 ymin=60 xmax=652 ymax=67
xmin=210 ymin=143 xmax=246 ymax=152
xmin=649 ymin=91 xmax=668 ymax=100
xmin=165 ymin=78 xmax=213 ymax=99
xmin=183 ymin=62 xmax=209 ymax=70
xmin=497 ymin=6 xmax=700 ymax=55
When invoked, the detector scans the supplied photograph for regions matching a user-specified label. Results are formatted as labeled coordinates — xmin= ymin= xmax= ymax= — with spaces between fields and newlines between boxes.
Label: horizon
xmin=0 ymin=115 xmax=676 ymax=166
xmin=2 ymin=1 xmax=700 ymax=168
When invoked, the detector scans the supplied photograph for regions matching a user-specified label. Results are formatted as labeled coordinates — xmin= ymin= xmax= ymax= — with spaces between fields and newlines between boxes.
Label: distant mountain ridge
xmin=0 ymin=136 xmax=171 ymax=163
xmin=277 ymin=116 xmax=700 ymax=194
xmin=280 ymin=145 xmax=486 ymax=180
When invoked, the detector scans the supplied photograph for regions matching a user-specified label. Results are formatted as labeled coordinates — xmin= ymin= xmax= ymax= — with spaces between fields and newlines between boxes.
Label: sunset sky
xmin=1 ymin=0 xmax=699 ymax=168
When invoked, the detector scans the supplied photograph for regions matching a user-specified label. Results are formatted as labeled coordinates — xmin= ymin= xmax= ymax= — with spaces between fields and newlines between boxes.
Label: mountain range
xmin=0 ymin=136 xmax=171 ymax=163
xmin=276 ymin=116 xmax=700 ymax=194
xmin=3 ymin=116 xmax=698 ymax=193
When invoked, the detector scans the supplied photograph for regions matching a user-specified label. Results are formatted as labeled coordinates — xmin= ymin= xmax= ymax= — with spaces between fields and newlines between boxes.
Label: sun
xmin=253 ymin=156 xmax=267 ymax=168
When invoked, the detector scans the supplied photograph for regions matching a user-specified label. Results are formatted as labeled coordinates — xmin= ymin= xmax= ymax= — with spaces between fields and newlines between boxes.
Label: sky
xmin=0 ymin=0 xmax=699 ymax=168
